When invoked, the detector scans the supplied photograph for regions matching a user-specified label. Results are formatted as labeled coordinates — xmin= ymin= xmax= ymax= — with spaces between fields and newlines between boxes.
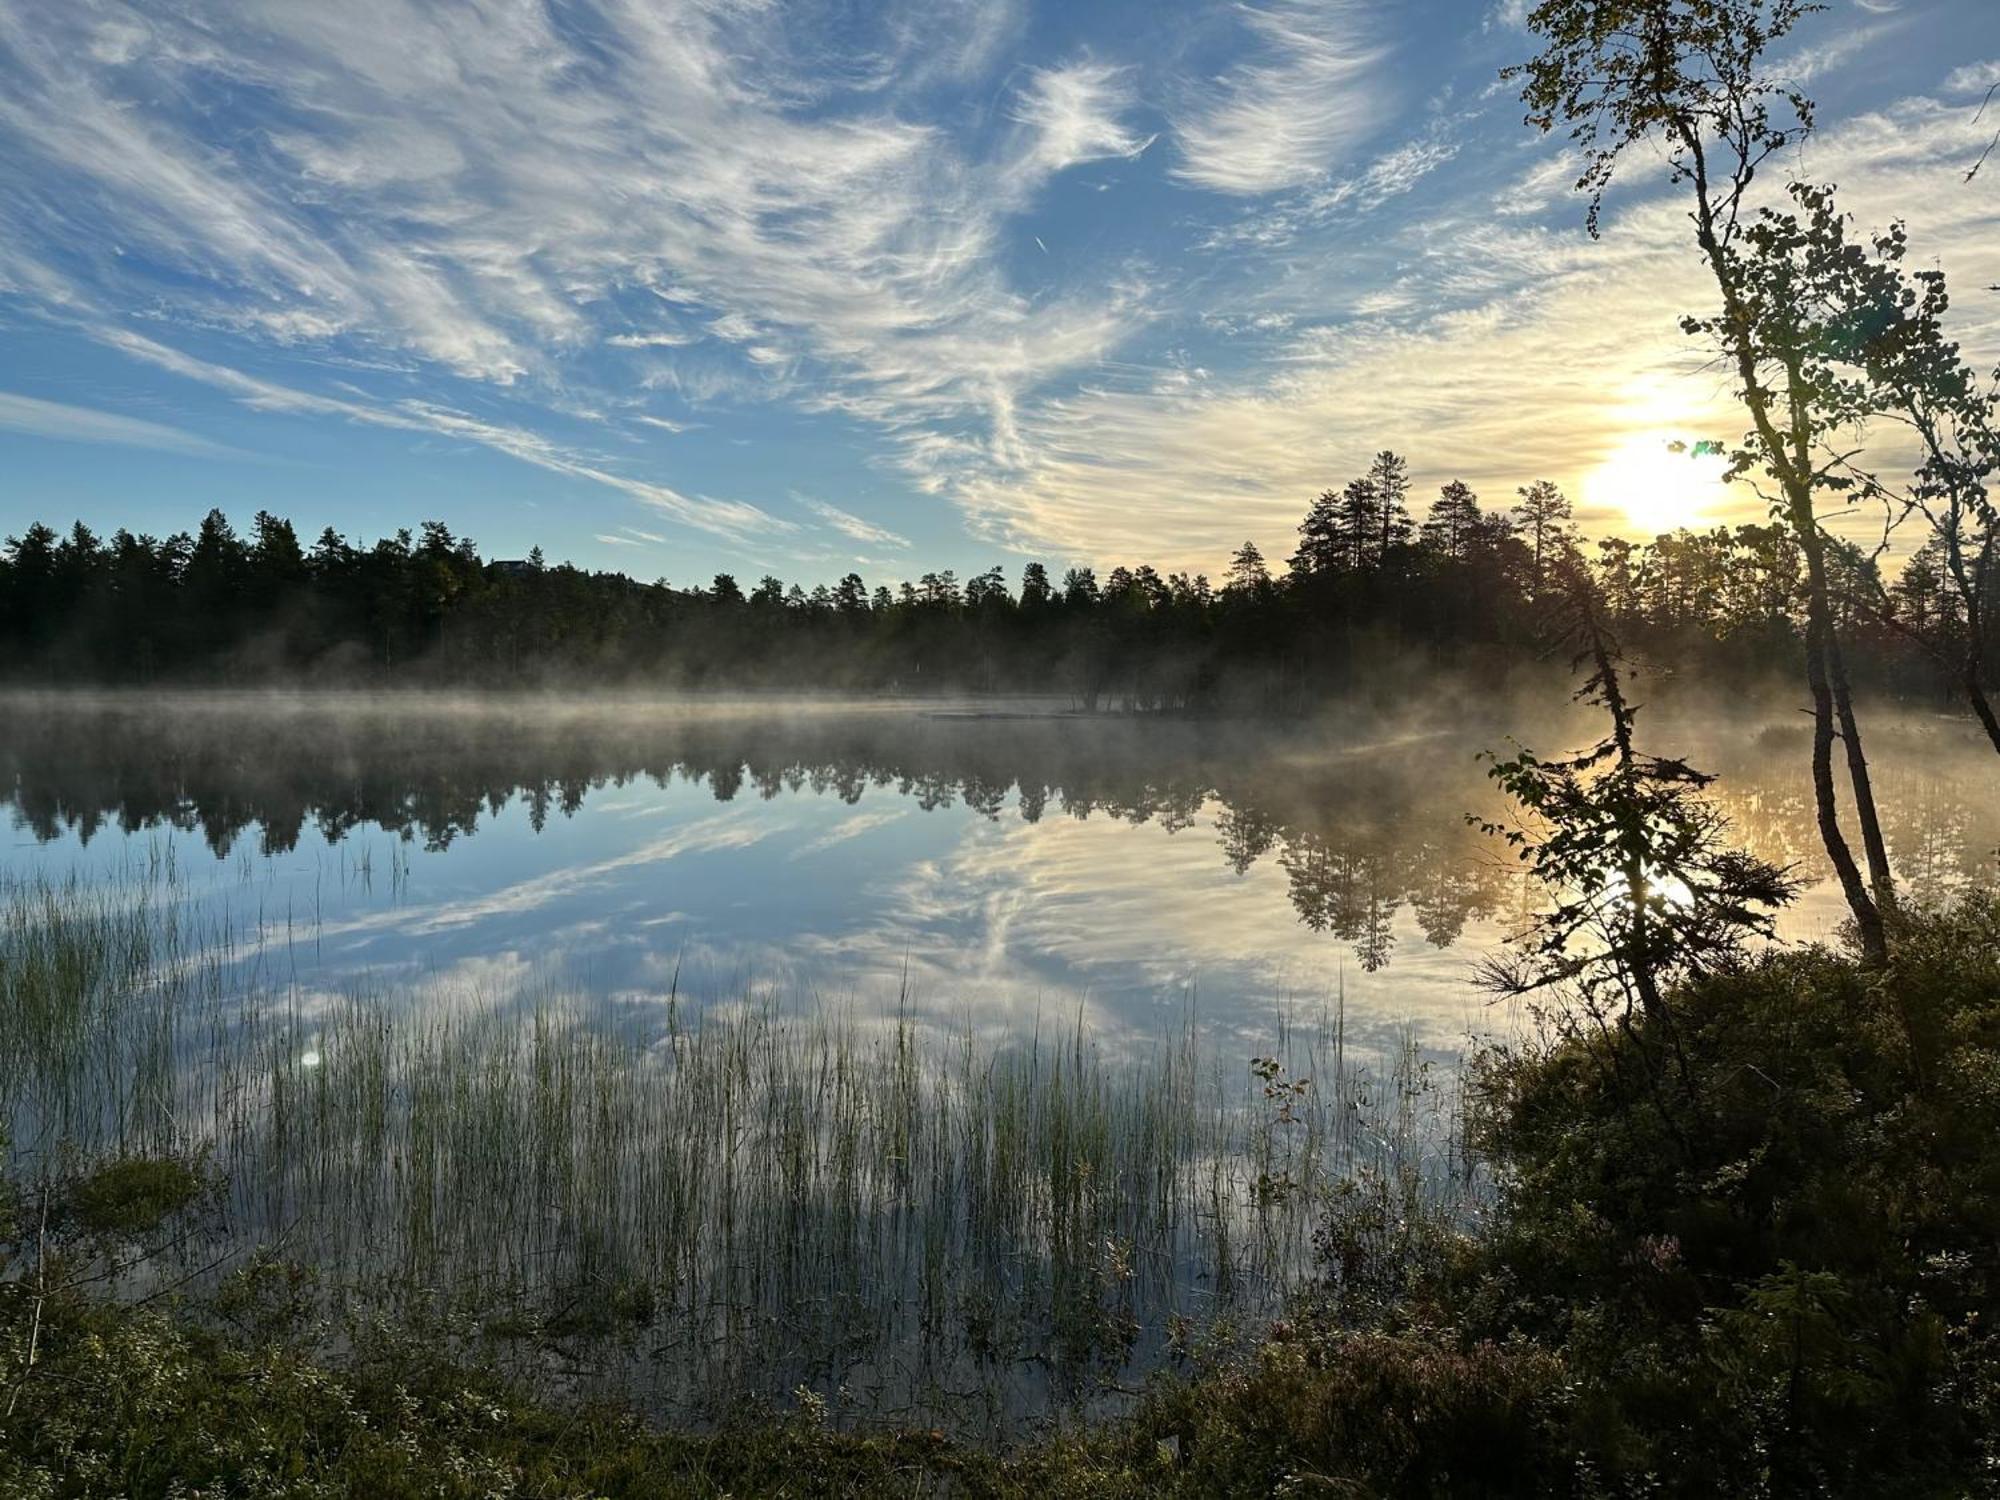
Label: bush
xmin=1465 ymin=893 xmax=2000 ymax=1494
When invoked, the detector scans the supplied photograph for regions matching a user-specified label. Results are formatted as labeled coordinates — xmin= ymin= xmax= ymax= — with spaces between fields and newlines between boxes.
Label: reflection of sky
xmin=7 ymin=709 xmax=1992 ymax=1068
xmin=8 ymin=764 xmax=1494 ymax=1061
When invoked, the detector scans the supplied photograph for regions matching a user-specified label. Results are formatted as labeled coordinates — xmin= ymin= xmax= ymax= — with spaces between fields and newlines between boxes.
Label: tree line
xmin=1 ymin=466 xmax=1986 ymax=715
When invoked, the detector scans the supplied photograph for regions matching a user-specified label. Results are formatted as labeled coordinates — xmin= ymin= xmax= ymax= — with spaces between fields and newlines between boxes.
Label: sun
xmin=1584 ymin=433 xmax=1730 ymax=536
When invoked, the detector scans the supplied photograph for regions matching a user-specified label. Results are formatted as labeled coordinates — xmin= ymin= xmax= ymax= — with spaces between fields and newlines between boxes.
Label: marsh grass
xmin=0 ymin=867 xmax=1476 ymax=1430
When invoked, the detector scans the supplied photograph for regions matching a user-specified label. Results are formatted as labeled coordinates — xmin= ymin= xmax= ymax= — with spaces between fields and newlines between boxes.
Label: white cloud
xmin=1944 ymin=59 xmax=2000 ymax=94
xmin=1201 ymin=129 xmax=1459 ymax=248
xmin=0 ymin=0 xmax=1151 ymax=541
xmin=1007 ymin=61 xmax=1154 ymax=185
xmin=1171 ymin=0 xmax=1389 ymax=195
xmin=800 ymin=497 xmax=912 ymax=549
xmin=942 ymin=94 xmax=2000 ymax=569
xmin=607 ymin=333 xmax=698 ymax=349
xmin=0 ymin=390 xmax=242 ymax=457
xmin=1491 ymin=149 xmax=1581 ymax=216
xmin=1772 ymin=20 xmax=1904 ymax=87
xmin=93 ymin=326 xmax=787 ymax=541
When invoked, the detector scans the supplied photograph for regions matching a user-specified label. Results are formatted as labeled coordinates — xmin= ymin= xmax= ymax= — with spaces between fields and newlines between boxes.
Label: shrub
xmin=1465 ymin=893 xmax=2000 ymax=1493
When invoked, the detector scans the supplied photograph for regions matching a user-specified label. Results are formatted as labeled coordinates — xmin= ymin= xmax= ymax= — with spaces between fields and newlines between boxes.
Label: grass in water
xmin=0 ymin=867 xmax=1475 ymax=1431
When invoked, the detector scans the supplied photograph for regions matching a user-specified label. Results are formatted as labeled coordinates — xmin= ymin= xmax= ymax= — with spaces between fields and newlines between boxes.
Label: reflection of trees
xmin=4 ymin=700 xmax=1991 ymax=971
xmin=1279 ymin=842 xmax=1401 ymax=971
xmin=1700 ymin=724 xmax=2000 ymax=907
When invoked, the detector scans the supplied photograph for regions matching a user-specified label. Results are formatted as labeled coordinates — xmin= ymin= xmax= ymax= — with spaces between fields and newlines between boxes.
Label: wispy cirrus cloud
xmin=92 ymin=326 xmax=786 ymax=540
xmin=0 ymin=0 xmax=1156 ymax=547
xmin=789 ymin=809 xmax=909 ymax=860
xmin=1199 ymin=128 xmax=1459 ymax=249
xmin=947 ymin=93 xmax=2000 ymax=567
xmin=0 ymin=390 xmax=243 ymax=458
xmin=1944 ymin=59 xmax=2000 ymax=93
xmin=1 ymin=0 xmax=1991 ymax=578
xmin=1171 ymin=0 xmax=1389 ymax=195
xmin=1007 ymin=60 xmax=1155 ymax=186
xmin=800 ymin=497 xmax=912 ymax=549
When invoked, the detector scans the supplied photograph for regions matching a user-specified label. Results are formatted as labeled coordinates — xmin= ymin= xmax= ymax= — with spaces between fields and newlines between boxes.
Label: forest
xmin=4 ymin=459 xmax=1990 ymax=715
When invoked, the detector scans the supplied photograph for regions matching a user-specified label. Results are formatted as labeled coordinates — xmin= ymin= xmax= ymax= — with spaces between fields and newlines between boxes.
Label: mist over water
xmin=2 ymin=689 xmax=1995 ymax=1426
xmin=6 ymin=690 xmax=1995 ymax=1063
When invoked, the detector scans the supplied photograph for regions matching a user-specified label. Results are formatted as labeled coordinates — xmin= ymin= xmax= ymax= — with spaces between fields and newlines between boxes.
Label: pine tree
xmin=1336 ymin=477 xmax=1383 ymax=571
xmin=1020 ymin=562 xmax=1053 ymax=609
xmin=1370 ymin=451 xmax=1414 ymax=562
xmin=1514 ymin=480 xmax=1574 ymax=597
xmin=1290 ymin=491 xmax=1345 ymax=577
xmin=1421 ymin=480 xmax=1483 ymax=561
xmin=1227 ymin=540 xmax=1271 ymax=594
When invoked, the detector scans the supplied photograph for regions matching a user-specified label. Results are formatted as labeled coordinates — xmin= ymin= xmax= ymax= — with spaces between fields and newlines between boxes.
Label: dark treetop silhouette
xmin=3 ymin=474 xmax=1990 ymax=717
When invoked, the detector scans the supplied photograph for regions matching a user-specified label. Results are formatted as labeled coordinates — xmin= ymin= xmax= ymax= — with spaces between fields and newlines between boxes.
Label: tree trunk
xmin=1799 ymin=532 xmax=1888 ymax=966
xmin=1666 ymin=119 xmax=1892 ymax=961
xmin=1821 ymin=626 xmax=1894 ymax=909
xmin=1966 ymin=668 xmax=2000 ymax=755
xmin=1955 ymin=531 xmax=2000 ymax=756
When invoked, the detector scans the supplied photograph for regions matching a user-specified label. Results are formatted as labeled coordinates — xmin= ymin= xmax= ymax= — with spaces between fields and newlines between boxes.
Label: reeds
xmin=0 ymin=866 xmax=1476 ymax=1428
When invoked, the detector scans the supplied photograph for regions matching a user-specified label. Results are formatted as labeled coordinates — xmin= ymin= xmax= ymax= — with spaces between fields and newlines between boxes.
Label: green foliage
xmin=1505 ymin=0 xmax=1822 ymax=238
xmin=1466 ymin=892 xmax=2000 ymax=1492
xmin=1475 ymin=562 xmax=1796 ymax=1024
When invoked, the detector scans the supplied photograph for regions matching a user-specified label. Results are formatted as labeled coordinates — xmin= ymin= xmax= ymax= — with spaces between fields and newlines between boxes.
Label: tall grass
xmin=0 ymin=867 xmax=1476 ymax=1429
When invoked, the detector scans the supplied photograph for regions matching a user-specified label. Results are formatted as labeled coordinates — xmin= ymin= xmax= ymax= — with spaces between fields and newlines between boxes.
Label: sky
xmin=3 ymin=0 xmax=1999 ymax=587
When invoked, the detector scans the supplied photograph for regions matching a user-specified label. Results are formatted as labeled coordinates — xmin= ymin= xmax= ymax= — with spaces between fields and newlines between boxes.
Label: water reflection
xmin=3 ymin=694 xmax=1993 ymax=1053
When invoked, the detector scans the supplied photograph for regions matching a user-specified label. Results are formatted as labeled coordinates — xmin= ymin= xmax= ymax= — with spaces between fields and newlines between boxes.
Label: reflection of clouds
xmin=316 ymin=809 xmax=787 ymax=940
xmin=784 ymin=797 xmax=1497 ymax=1056
xmin=787 ymin=809 xmax=908 ymax=859
xmin=12 ymin=706 xmax=1991 ymax=1078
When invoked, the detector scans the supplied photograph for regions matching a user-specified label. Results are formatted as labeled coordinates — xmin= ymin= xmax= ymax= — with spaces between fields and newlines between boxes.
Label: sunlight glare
xmin=1585 ymin=433 xmax=1730 ymax=536
xmin=1596 ymin=866 xmax=1697 ymax=915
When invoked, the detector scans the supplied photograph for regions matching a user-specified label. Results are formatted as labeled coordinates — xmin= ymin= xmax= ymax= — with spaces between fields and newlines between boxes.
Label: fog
xmin=4 ymin=684 xmax=1993 ymax=1058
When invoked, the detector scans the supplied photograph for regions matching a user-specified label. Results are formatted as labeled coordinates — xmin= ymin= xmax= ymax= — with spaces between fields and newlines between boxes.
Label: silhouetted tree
xmin=1475 ymin=556 xmax=1796 ymax=1031
xmin=1513 ymin=481 xmax=1574 ymax=599
xmin=1290 ymin=491 xmax=1346 ymax=579
xmin=1421 ymin=481 xmax=1483 ymax=561
xmin=1510 ymin=0 xmax=1890 ymax=962
xmin=1369 ymin=450 xmax=1414 ymax=563
xmin=1226 ymin=540 xmax=1272 ymax=596
xmin=0 ymin=492 xmax=1967 ymax=726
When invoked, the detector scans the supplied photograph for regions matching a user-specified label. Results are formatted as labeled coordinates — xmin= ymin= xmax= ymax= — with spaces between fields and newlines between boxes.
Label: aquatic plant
xmin=0 ymin=867 xmax=1475 ymax=1429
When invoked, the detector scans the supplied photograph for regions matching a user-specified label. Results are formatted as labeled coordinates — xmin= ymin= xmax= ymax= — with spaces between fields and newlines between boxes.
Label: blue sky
xmin=3 ymin=0 xmax=1998 ymax=585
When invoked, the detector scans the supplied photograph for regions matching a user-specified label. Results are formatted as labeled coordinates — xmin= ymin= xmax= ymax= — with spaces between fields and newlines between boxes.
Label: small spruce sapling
xmin=1471 ymin=555 xmax=1797 ymax=1032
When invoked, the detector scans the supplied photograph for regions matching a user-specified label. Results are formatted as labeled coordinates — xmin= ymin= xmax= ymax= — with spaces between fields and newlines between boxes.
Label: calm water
xmin=6 ymin=691 xmax=1995 ymax=1060
xmin=4 ymin=690 xmax=1995 ymax=1426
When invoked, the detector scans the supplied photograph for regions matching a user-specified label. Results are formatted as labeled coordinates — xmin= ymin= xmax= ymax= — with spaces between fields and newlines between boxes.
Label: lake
xmin=3 ymin=690 xmax=1994 ymax=1426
